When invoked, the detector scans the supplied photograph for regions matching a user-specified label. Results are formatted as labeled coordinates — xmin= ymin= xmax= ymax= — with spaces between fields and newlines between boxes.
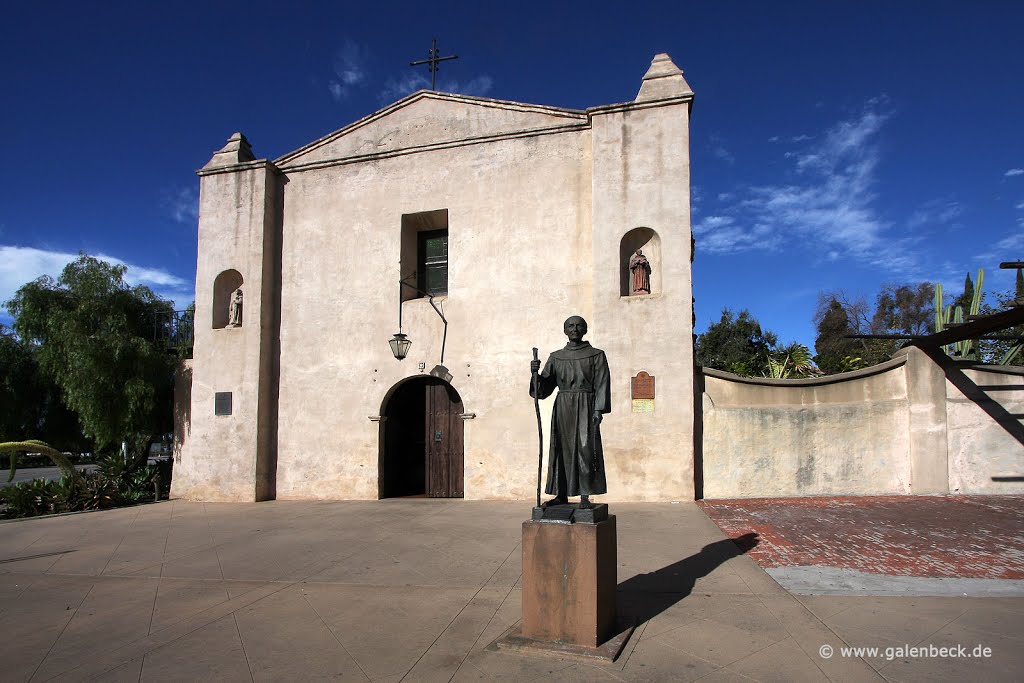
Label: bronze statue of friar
xmin=529 ymin=315 xmax=611 ymax=509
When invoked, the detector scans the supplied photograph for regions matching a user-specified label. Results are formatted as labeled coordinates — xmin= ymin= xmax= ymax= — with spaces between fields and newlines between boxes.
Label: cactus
xmin=957 ymin=269 xmax=984 ymax=359
xmin=972 ymin=268 xmax=984 ymax=314
xmin=935 ymin=269 xmax=985 ymax=360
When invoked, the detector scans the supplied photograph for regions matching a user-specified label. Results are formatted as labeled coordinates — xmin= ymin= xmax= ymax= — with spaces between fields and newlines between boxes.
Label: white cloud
xmin=328 ymin=40 xmax=369 ymax=101
xmin=444 ymin=75 xmax=494 ymax=97
xmin=707 ymin=134 xmax=734 ymax=164
xmin=378 ymin=72 xmax=494 ymax=105
xmin=0 ymin=246 xmax=192 ymax=316
xmin=693 ymin=215 xmax=735 ymax=234
xmin=162 ymin=185 xmax=199 ymax=224
xmin=712 ymin=146 xmax=734 ymax=163
xmin=693 ymin=101 xmax=894 ymax=263
xmin=379 ymin=72 xmax=431 ymax=104
xmin=986 ymin=231 xmax=1024 ymax=259
xmin=906 ymin=199 xmax=963 ymax=229
xmin=1005 ymin=168 xmax=1024 ymax=177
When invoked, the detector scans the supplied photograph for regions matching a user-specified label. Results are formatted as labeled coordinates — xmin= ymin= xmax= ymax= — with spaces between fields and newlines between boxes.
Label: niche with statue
xmin=619 ymin=228 xmax=661 ymax=297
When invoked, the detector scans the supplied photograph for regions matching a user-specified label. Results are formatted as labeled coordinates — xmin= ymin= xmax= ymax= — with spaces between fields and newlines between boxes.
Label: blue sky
xmin=2 ymin=1 xmax=1022 ymax=349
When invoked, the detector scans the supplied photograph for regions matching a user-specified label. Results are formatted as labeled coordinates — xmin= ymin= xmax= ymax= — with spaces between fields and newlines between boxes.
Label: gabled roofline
xmin=274 ymin=90 xmax=588 ymax=167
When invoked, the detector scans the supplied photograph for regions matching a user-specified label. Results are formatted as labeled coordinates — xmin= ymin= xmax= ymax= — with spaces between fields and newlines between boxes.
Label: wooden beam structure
xmin=912 ymin=305 xmax=1024 ymax=349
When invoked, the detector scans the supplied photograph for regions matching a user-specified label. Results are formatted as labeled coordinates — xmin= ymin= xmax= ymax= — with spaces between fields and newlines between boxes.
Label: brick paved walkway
xmin=697 ymin=495 xmax=1024 ymax=580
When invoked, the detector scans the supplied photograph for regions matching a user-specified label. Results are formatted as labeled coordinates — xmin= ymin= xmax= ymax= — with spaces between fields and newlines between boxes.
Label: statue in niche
xmin=227 ymin=288 xmax=243 ymax=327
xmin=529 ymin=316 xmax=611 ymax=508
xmin=629 ymin=249 xmax=651 ymax=295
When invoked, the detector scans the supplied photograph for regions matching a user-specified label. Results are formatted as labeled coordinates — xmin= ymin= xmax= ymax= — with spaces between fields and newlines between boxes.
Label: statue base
xmin=531 ymin=502 xmax=608 ymax=524
xmin=506 ymin=514 xmax=623 ymax=657
xmin=493 ymin=618 xmax=635 ymax=663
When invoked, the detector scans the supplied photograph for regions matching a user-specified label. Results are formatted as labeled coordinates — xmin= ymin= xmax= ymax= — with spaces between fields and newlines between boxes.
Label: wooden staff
xmin=532 ymin=347 xmax=543 ymax=508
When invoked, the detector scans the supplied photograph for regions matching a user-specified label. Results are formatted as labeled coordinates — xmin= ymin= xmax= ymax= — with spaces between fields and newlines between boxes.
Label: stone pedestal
xmin=493 ymin=514 xmax=634 ymax=661
xmin=521 ymin=516 xmax=618 ymax=647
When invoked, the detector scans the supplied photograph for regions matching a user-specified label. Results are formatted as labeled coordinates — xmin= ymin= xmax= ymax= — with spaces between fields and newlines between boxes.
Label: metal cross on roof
xmin=410 ymin=38 xmax=458 ymax=91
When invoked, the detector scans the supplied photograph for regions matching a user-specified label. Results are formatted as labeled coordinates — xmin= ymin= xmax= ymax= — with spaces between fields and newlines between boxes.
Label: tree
xmin=871 ymin=282 xmax=934 ymax=336
xmin=0 ymin=327 xmax=85 ymax=450
xmin=813 ymin=298 xmax=860 ymax=373
xmin=0 ymin=327 xmax=43 ymax=441
xmin=696 ymin=308 xmax=779 ymax=376
xmin=6 ymin=255 xmax=177 ymax=454
xmin=976 ymin=267 xmax=1024 ymax=366
xmin=814 ymin=283 xmax=934 ymax=370
xmin=952 ymin=272 xmax=975 ymax=314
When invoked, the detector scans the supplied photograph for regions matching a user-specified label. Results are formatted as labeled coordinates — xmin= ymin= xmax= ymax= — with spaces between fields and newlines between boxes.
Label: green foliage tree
xmin=815 ymin=283 xmax=935 ymax=371
xmin=976 ymin=266 xmax=1024 ymax=366
xmin=871 ymin=282 xmax=934 ymax=336
xmin=0 ymin=327 xmax=85 ymax=452
xmin=952 ymin=271 xmax=975 ymax=314
xmin=813 ymin=298 xmax=860 ymax=373
xmin=5 ymin=255 xmax=177 ymax=456
xmin=0 ymin=327 xmax=44 ymax=440
xmin=696 ymin=308 xmax=779 ymax=376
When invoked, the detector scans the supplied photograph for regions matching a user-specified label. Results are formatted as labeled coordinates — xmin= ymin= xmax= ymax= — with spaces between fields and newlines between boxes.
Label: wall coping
xmin=952 ymin=361 xmax=1024 ymax=377
xmin=700 ymin=355 xmax=908 ymax=387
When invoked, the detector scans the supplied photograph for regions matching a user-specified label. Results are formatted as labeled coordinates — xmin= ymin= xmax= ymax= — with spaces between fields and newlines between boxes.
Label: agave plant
xmin=0 ymin=479 xmax=57 ymax=518
xmin=1 ymin=440 xmax=83 ymax=484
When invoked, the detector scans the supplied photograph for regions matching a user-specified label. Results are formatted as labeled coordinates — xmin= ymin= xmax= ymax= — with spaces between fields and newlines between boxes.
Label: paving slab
xmin=0 ymin=499 xmax=1018 ymax=681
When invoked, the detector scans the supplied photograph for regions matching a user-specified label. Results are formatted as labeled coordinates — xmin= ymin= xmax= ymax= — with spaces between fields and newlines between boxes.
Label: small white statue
xmin=227 ymin=288 xmax=243 ymax=327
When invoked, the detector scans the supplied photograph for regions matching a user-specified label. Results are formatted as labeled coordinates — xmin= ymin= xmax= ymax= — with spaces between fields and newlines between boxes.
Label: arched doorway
xmin=379 ymin=377 xmax=464 ymax=498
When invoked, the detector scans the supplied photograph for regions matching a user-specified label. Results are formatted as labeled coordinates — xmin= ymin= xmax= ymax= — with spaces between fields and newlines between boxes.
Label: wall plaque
xmin=214 ymin=391 xmax=233 ymax=416
xmin=631 ymin=399 xmax=654 ymax=414
xmin=631 ymin=372 xmax=655 ymax=400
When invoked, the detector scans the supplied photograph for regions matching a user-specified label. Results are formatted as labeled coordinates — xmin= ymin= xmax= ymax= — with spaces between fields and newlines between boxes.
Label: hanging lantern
xmin=389 ymin=333 xmax=412 ymax=360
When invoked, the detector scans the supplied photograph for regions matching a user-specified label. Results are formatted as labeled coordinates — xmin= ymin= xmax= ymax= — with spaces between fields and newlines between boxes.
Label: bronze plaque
xmin=214 ymin=391 xmax=232 ymax=416
xmin=631 ymin=372 xmax=655 ymax=400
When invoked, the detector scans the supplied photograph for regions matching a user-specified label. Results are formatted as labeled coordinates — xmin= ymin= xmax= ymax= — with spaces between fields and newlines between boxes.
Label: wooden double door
xmin=380 ymin=377 xmax=464 ymax=498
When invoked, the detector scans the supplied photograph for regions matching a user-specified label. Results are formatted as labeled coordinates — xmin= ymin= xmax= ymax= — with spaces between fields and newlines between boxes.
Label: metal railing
xmin=153 ymin=309 xmax=194 ymax=356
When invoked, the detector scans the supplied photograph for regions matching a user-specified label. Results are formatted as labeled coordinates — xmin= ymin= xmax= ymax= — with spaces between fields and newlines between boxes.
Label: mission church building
xmin=172 ymin=53 xmax=698 ymax=503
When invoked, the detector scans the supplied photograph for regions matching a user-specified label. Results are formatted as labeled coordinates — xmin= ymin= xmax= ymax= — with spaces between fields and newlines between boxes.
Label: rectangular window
xmin=401 ymin=209 xmax=449 ymax=301
xmin=418 ymin=229 xmax=448 ymax=295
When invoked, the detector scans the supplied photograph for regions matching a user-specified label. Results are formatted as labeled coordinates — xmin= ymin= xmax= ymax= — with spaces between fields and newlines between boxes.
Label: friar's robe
xmin=529 ymin=341 xmax=611 ymax=497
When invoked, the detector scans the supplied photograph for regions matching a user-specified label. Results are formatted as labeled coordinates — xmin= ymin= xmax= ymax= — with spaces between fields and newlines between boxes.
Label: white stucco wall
xmin=590 ymin=100 xmax=695 ymax=501
xmin=946 ymin=365 xmax=1024 ymax=494
xmin=173 ymin=162 xmax=281 ymax=502
xmin=701 ymin=348 xmax=1024 ymax=499
xmin=701 ymin=359 xmax=913 ymax=498
xmin=273 ymin=126 xmax=594 ymax=500
xmin=173 ymin=56 xmax=699 ymax=503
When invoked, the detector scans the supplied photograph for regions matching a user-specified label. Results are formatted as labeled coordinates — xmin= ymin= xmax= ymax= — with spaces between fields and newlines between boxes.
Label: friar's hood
xmin=550 ymin=341 xmax=604 ymax=361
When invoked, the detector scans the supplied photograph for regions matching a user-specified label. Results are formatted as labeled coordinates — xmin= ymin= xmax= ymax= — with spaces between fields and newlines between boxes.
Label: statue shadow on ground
xmin=616 ymin=533 xmax=760 ymax=627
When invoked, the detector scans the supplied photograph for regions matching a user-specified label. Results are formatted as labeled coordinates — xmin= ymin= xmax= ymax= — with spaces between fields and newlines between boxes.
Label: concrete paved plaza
xmin=1 ymin=499 xmax=1022 ymax=681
